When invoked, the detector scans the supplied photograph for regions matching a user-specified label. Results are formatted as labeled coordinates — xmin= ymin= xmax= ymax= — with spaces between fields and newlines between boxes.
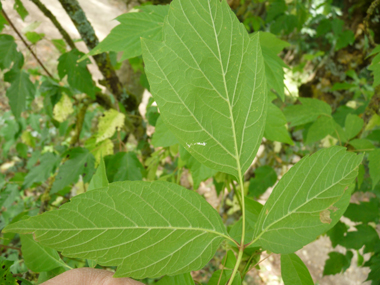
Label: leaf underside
xmin=253 ymin=146 xmax=363 ymax=253
xmin=142 ymin=0 xmax=267 ymax=178
xmin=4 ymin=181 xmax=227 ymax=279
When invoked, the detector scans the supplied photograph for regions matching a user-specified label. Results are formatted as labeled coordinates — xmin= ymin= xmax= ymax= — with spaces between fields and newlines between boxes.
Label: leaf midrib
xmin=11 ymin=226 xmax=234 ymax=243
xmin=205 ymin=0 xmax=241 ymax=175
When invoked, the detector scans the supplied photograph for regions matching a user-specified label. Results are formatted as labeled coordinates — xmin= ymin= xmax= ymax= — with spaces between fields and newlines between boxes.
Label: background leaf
xmin=151 ymin=116 xmax=179 ymax=148
xmin=281 ymin=253 xmax=314 ymax=285
xmin=51 ymin=147 xmax=95 ymax=194
xmin=4 ymin=181 xmax=229 ymax=279
xmin=344 ymin=200 xmax=380 ymax=224
xmin=339 ymin=224 xmax=379 ymax=251
xmin=208 ymin=269 xmax=241 ymax=285
xmin=23 ymin=152 xmax=60 ymax=189
xmin=14 ymin=0 xmax=28 ymax=20
xmin=86 ymin=5 xmax=169 ymax=61
xmin=4 ymin=70 xmax=36 ymax=118
xmin=142 ymin=0 xmax=267 ymax=178
xmin=344 ymin=114 xmax=363 ymax=140
xmin=248 ymin=165 xmax=277 ymax=198
xmin=155 ymin=273 xmax=194 ymax=285
xmin=305 ymin=116 xmax=335 ymax=145
xmin=20 ymin=234 xmax=67 ymax=272
xmin=369 ymin=149 xmax=380 ymax=189
xmin=264 ymin=102 xmax=293 ymax=144
xmin=0 ymin=35 xmax=18 ymax=70
xmin=96 ymin=109 xmax=125 ymax=143
xmin=88 ymin=156 xmax=108 ymax=191
xmin=104 ymin=152 xmax=144 ymax=182
xmin=252 ymin=147 xmax=362 ymax=253
xmin=284 ymin=98 xmax=331 ymax=127
xmin=58 ymin=49 xmax=95 ymax=99
xmin=258 ymin=32 xmax=289 ymax=101
xmin=53 ymin=94 xmax=73 ymax=123
xmin=179 ymin=146 xmax=217 ymax=189
xmin=323 ymin=251 xmax=353 ymax=275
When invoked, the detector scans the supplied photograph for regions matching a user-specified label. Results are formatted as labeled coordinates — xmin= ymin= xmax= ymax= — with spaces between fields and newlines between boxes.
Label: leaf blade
xmin=252 ymin=146 xmax=363 ymax=253
xmin=85 ymin=5 xmax=169 ymax=61
xmin=141 ymin=0 xmax=267 ymax=178
xmin=4 ymin=181 xmax=229 ymax=279
xmin=281 ymin=253 xmax=313 ymax=285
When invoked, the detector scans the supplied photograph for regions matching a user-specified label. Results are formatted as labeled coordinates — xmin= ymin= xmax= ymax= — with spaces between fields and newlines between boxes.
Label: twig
xmin=30 ymin=0 xmax=76 ymax=50
xmin=0 ymin=244 xmax=22 ymax=254
xmin=364 ymin=0 xmax=380 ymax=46
xmin=39 ymin=174 xmax=56 ymax=214
xmin=1 ymin=9 xmax=54 ymax=78
xmin=247 ymin=253 xmax=273 ymax=272
xmin=57 ymin=0 xmax=138 ymax=113
xmin=70 ymin=101 xmax=90 ymax=146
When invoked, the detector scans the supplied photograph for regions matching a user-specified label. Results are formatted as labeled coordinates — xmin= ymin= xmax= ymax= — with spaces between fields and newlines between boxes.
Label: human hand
xmin=41 ymin=268 xmax=144 ymax=285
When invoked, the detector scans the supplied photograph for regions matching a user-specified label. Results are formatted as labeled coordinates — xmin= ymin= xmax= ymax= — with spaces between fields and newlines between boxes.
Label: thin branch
xmin=1 ymin=9 xmax=54 ymax=78
xmin=57 ymin=0 xmax=138 ymax=113
xmin=364 ymin=0 xmax=380 ymax=46
xmin=70 ymin=101 xmax=90 ymax=146
xmin=30 ymin=0 xmax=76 ymax=50
xmin=39 ymin=174 xmax=56 ymax=214
xmin=0 ymin=244 xmax=22 ymax=254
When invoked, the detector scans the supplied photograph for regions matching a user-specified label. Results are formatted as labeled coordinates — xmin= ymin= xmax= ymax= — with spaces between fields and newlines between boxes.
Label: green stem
xmin=228 ymin=175 xmax=246 ymax=284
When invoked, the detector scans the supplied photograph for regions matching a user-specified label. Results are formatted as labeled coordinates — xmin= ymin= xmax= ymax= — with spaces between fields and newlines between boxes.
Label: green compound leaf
xmin=281 ymin=253 xmax=314 ymax=285
xmin=20 ymin=234 xmax=68 ymax=272
xmin=4 ymin=181 xmax=229 ymax=279
xmin=58 ymin=49 xmax=95 ymax=99
xmin=96 ymin=109 xmax=125 ymax=143
xmin=142 ymin=0 xmax=267 ymax=178
xmin=51 ymin=147 xmax=95 ymax=194
xmin=252 ymin=146 xmax=363 ymax=254
xmin=5 ymin=69 xmax=36 ymax=118
xmin=284 ymin=98 xmax=331 ymax=127
xmin=85 ymin=5 xmax=168 ymax=61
